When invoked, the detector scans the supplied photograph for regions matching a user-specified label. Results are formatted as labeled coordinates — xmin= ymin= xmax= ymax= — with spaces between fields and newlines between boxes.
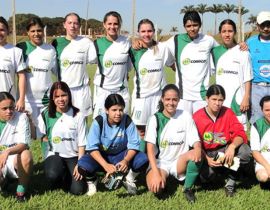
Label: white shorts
xmin=1 ymin=154 xmax=18 ymax=179
xmin=177 ymin=99 xmax=206 ymax=114
xmin=70 ymin=85 xmax=92 ymax=117
xmin=255 ymin=153 xmax=270 ymax=172
xmin=148 ymin=158 xmax=185 ymax=181
xmin=131 ymin=91 xmax=161 ymax=126
xmin=93 ymin=85 xmax=130 ymax=119
xmin=25 ymin=101 xmax=45 ymax=127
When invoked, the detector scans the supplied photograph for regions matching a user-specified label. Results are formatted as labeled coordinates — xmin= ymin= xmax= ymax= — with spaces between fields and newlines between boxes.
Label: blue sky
xmin=0 ymin=0 xmax=269 ymax=34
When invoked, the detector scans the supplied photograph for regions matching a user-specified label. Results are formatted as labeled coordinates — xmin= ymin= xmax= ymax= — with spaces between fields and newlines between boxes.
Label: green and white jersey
xmin=250 ymin=118 xmax=270 ymax=156
xmin=52 ymin=36 xmax=96 ymax=88
xmin=38 ymin=108 xmax=87 ymax=159
xmin=93 ymin=35 xmax=131 ymax=91
xmin=130 ymin=42 xmax=174 ymax=98
xmin=0 ymin=112 xmax=30 ymax=153
xmin=145 ymin=110 xmax=200 ymax=162
xmin=0 ymin=44 xmax=26 ymax=99
xmin=166 ymin=33 xmax=218 ymax=100
xmin=17 ymin=41 xmax=57 ymax=104
xmin=213 ymin=45 xmax=252 ymax=119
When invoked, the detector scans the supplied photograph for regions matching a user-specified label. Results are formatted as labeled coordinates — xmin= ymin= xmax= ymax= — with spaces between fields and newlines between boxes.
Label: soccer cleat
xmin=183 ymin=188 xmax=196 ymax=203
xmin=15 ymin=192 xmax=27 ymax=202
xmin=86 ymin=179 xmax=98 ymax=196
xmin=102 ymin=172 xmax=124 ymax=190
xmin=123 ymin=179 xmax=137 ymax=195
xmin=224 ymin=185 xmax=235 ymax=197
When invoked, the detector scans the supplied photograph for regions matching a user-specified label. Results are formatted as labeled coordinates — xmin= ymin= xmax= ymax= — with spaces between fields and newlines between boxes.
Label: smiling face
xmin=0 ymin=22 xmax=8 ymax=46
xmin=106 ymin=104 xmax=124 ymax=125
xmin=206 ymin=94 xmax=224 ymax=116
xmin=138 ymin=23 xmax=154 ymax=47
xmin=103 ymin=15 xmax=120 ymax=40
xmin=63 ymin=14 xmax=80 ymax=40
xmin=262 ymin=101 xmax=270 ymax=123
xmin=53 ymin=89 xmax=69 ymax=113
xmin=0 ymin=99 xmax=15 ymax=122
xmin=161 ymin=89 xmax=179 ymax=117
xmin=220 ymin=23 xmax=236 ymax=48
xmin=184 ymin=20 xmax=200 ymax=40
xmin=28 ymin=24 xmax=44 ymax=46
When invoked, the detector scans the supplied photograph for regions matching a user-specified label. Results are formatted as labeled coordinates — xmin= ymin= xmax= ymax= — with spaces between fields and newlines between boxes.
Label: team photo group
xmin=0 ymin=7 xmax=270 ymax=205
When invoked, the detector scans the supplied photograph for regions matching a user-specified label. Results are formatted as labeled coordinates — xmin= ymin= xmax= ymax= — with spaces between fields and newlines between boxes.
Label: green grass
xmin=1 ymin=66 xmax=270 ymax=209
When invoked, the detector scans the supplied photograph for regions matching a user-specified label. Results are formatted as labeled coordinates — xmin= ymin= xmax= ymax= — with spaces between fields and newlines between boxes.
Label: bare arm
xmin=240 ymin=81 xmax=251 ymax=112
xmin=16 ymin=72 xmax=26 ymax=112
xmin=224 ymin=136 xmax=244 ymax=166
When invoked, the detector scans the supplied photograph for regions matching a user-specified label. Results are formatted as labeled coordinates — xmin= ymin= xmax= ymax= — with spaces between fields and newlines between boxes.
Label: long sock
xmin=16 ymin=184 xmax=26 ymax=194
xmin=184 ymin=160 xmax=202 ymax=189
xmin=225 ymin=178 xmax=236 ymax=187
xmin=139 ymin=139 xmax=146 ymax=153
xmin=125 ymin=169 xmax=139 ymax=182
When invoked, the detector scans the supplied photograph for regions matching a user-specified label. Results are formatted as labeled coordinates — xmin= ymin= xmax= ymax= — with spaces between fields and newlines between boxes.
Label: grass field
xmin=1 ymin=65 xmax=270 ymax=210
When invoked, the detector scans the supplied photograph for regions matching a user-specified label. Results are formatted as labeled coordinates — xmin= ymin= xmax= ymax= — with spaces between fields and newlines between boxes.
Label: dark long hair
xmin=26 ymin=16 xmax=44 ymax=31
xmin=104 ymin=94 xmax=125 ymax=110
xmin=183 ymin=11 xmax=201 ymax=27
xmin=0 ymin=16 xmax=9 ymax=34
xmin=103 ymin=11 xmax=122 ymax=28
xmin=158 ymin=84 xmax=180 ymax=112
xmin=0 ymin=92 xmax=15 ymax=103
xmin=48 ymin=81 xmax=79 ymax=117
xmin=206 ymin=84 xmax=226 ymax=99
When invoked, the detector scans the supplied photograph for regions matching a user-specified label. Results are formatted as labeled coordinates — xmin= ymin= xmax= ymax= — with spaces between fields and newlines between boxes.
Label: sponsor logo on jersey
xmin=0 ymin=69 xmax=10 ymax=73
xmin=160 ymin=139 xmax=184 ymax=148
xmin=104 ymin=60 xmax=128 ymax=68
xmin=203 ymin=132 xmax=226 ymax=145
xmin=61 ymin=59 xmax=83 ymax=68
xmin=261 ymin=145 xmax=270 ymax=152
xmin=26 ymin=66 xmax=48 ymax=73
xmin=182 ymin=58 xmax=206 ymax=65
xmin=217 ymin=68 xmax=238 ymax=75
xmin=139 ymin=68 xmax=161 ymax=75
xmin=259 ymin=65 xmax=270 ymax=77
xmin=0 ymin=145 xmax=8 ymax=152
xmin=62 ymin=137 xmax=75 ymax=142
xmin=52 ymin=136 xmax=61 ymax=144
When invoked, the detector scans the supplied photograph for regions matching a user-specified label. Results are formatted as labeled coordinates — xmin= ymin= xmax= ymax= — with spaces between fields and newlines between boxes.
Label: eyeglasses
xmin=0 ymin=106 xmax=15 ymax=111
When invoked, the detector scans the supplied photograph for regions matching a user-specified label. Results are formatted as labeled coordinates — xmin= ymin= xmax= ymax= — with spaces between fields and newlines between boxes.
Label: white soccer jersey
xmin=214 ymin=45 xmax=253 ymax=124
xmin=166 ymin=33 xmax=218 ymax=100
xmin=38 ymin=108 xmax=87 ymax=159
xmin=93 ymin=36 xmax=131 ymax=91
xmin=0 ymin=112 xmax=31 ymax=153
xmin=17 ymin=41 xmax=57 ymax=104
xmin=53 ymin=36 xmax=96 ymax=88
xmin=130 ymin=42 xmax=174 ymax=98
xmin=0 ymin=44 xmax=26 ymax=99
xmin=145 ymin=109 xmax=200 ymax=162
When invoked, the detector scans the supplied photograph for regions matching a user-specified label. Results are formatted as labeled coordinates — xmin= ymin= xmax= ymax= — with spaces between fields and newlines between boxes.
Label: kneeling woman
xmin=78 ymin=94 xmax=148 ymax=196
xmin=145 ymin=84 xmax=202 ymax=203
xmin=37 ymin=81 xmax=87 ymax=195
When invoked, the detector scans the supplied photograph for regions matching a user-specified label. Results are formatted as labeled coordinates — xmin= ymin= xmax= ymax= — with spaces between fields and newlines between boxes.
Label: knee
xmin=19 ymin=150 xmax=33 ymax=168
xmin=131 ymin=152 xmax=148 ymax=172
xmin=256 ymin=170 xmax=269 ymax=183
xmin=237 ymin=144 xmax=252 ymax=163
xmin=70 ymin=181 xmax=87 ymax=195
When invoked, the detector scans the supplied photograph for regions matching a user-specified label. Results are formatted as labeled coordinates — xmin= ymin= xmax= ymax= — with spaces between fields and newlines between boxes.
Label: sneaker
xmin=16 ymin=192 xmax=27 ymax=202
xmin=123 ymin=179 xmax=137 ymax=195
xmin=224 ymin=185 xmax=235 ymax=197
xmin=183 ymin=188 xmax=196 ymax=203
xmin=102 ymin=172 xmax=124 ymax=190
xmin=86 ymin=179 xmax=97 ymax=196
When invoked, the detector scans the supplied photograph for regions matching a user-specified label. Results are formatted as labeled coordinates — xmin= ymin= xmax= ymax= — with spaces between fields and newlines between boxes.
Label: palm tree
xmin=157 ymin=28 xmax=162 ymax=36
xmin=170 ymin=26 xmax=178 ymax=35
xmin=180 ymin=5 xmax=195 ymax=14
xmin=223 ymin=3 xmax=236 ymax=18
xmin=196 ymin=4 xmax=209 ymax=33
xmin=234 ymin=6 xmax=249 ymax=41
xmin=246 ymin=14 xmax=257 ymax=30
xmin=208 ymin=4 xmax=223 ymax=35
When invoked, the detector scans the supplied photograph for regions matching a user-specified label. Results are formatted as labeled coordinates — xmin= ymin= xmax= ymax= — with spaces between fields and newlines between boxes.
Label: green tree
xmin=246 ymin=14 xmax=257 ymax=30
xmin=180 ymin=5 xmax=195 ymax=14
xmin=208 ymin=4 xmax=223 ymax=35
xmin=223 ymin=3 xmax=236 ymax=18
xmin=170 ymin=26 xmax=178 ymax=35
xmin=196 ymin=4 xmax=209 ymax=33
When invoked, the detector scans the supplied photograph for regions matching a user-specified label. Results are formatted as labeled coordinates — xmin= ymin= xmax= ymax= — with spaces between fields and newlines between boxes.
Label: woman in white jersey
xmin=145 ymin=84 xmax=202 ymax=203
xmin=212 ymin=19 xmax=252 ymax=129
xmin=92 ymin=11 xmax=131 ymax=118
xmin=0 ymin=92 xmax=32 ymax=202
xmin=37 ymin=81 xmax=87 ymax=195
xmin=17 ymin=17 xmax=57 ymax=130
xmin=129 ymin=19 xmax=174 ymax=147
xmin=0 ymin=17 xmax=26 ymax=112
xmin=52 ymin=13 xmax=96 ymax=117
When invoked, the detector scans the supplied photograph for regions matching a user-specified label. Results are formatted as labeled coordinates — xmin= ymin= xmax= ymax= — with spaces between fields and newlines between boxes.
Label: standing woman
xmin=16 ymin=17 xmax=57 ymax=128
xmin=52 ymin=13 xmax=96 ymax=117
xmin=129 ymin=19 xmax=174 ymax=143
xmin=145 ymin=84 xmax=202 ymax=203
xmin=0 ymin=17 xmax=26 ymax=112
xmin=213 ymin=19 xmax=252 ymax=128
xmin=166 ymin=11 xmax=219 ymax=114
xmin=37 ymin=81 xmax=87 ymax=195
xmin=92 ymin=11 xmax=131 ymax=118
xmin=0 ymin=92 xmax=32 ymax=202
